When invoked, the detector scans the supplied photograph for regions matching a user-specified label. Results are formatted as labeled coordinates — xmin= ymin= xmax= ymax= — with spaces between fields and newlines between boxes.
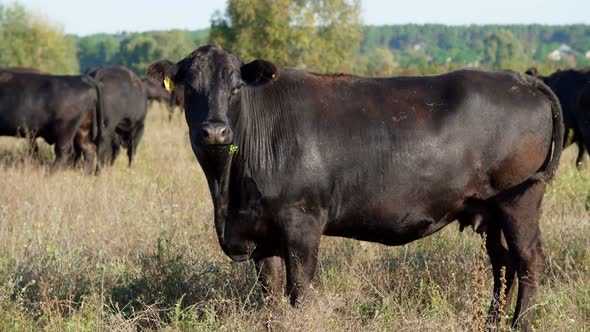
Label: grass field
xmin=0 ymin=104 xmax=589 ymax=331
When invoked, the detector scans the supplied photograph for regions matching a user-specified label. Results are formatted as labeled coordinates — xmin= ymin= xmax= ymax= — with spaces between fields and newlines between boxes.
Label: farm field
xmin=0 ymin=104 xmax=589 ymax=331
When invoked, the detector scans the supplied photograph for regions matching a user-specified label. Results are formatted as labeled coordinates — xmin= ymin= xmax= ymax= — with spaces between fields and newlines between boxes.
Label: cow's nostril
xmin=201 ymin=124 xmax=231 ymax=144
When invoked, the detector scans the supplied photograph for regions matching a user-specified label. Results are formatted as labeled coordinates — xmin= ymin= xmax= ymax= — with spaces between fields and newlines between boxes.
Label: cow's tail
xmin=86 ymin=76 xmax=104 ymax=145
xmin=530 ymin=77 xmax=564 ymax=182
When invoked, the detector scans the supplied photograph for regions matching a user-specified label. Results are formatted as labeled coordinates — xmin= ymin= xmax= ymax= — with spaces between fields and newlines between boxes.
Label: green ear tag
xmin=229 ymin=144 xmax=238 ymax=155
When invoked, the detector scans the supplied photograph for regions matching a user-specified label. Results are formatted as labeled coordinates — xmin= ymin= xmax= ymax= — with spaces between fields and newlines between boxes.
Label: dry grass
xmin=0 ymin=103 xmax=589 ymax=331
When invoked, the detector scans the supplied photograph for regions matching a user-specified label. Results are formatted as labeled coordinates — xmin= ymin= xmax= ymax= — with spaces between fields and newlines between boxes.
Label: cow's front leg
xmin=281 ymin=212 xmax=323 ymax=306
xmin=253 ymin=255 xmax=285 ymax=299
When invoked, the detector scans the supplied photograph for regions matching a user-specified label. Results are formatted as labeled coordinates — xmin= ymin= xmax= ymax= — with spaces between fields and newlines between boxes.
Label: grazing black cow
xmin=0 ymin=71 xmax=101 ymax=172
xmin=526 ymin=67 xmax=590 ymax=168
xmin=149 ymin=45 xmax=563 ymax=331
xmin=85 ymin=66 xmax=148 ymax=167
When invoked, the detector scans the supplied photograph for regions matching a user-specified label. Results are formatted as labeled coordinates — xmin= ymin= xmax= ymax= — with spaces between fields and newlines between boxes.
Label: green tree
xmin=481 ymin=29 xmax=528 ymax=70
xmin=210 ymin=0 xmax=363 ymax=73
xmin=0 ymin=3 xmax=79 ymax=74
xmin=117 ymin=30 xmax=197 ymax=75
xmin=356 ymin=47 xmax=399 ymax=76
xmin=118 ymin=35 xmax=161 ymax=74
xmin=77 ymin=34 xmax=120 ymax=71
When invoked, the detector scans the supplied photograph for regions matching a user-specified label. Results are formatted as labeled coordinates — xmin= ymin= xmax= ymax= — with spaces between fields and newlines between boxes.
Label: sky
xmin=9 ymin=0 xmax=590 ymax=36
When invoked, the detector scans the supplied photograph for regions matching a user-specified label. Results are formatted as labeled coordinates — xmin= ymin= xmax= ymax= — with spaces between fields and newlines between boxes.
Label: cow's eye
xmin=231 ymin=84 xmax=244 ymax=95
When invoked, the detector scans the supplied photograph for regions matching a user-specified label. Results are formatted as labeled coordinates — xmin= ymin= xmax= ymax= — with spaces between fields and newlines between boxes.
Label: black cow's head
xmin=147 ymin=45 xmax=278 ymax=155
xmin=147 ymin=45 xmax=279 ymax=261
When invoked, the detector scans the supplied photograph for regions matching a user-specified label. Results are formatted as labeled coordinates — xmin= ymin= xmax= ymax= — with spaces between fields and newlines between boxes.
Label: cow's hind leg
xmin=493 ymin=180 xmax=546 ymax=332
xmin=126 ymin=123 xmax=144 ymax=167
xmin=167 ymin=101 xmax=174 ymax=121
xmin=50 ymin=114 xmax=83 ymax=174
xmin=74 ymin=128 xmax=97 ymax=175
xmin=50 ymin=138 xmax=74 ymax=174
xmin=573 ymin=113 xmax=590 ymax=170
xmin=485 ymin=221 xmax=517 ymax=328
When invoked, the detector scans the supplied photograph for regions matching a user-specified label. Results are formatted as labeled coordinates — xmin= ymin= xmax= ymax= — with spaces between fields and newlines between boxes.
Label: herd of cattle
xmin=2 ymin=44 xmax=590 ymax=331
xmin=0 ymin=65 xmax=180 ymax=173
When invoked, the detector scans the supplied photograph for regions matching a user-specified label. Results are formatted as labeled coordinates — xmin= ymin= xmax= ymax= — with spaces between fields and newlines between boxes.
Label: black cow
xmin=142 ymin=77 xmax=182 ymax=120
xmin=526 ymin=67 xmax=590 ymax=168
xmin=575 ymin=82 xmax=590 ymax=164
xmin=142 ymin=78 xmax=172 ymax=108
xmin=149 ymin=45 xmax=563 ymax=331
xmin=168 ymin=83 xmax=185 ymax=120
xmin=85 ymin=66 xmax=148 ymax=168
xmin=0 ymin=71 xmax=101 ymax=172
xmin=579 ymin=82 xmax=590 ymax=116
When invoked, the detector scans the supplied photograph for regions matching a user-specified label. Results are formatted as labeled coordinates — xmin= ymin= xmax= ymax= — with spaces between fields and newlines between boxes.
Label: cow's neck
xmin=200 ymin=147 xmax=234 ymax=225
xmin=231 ymin=85 xmax=299 ymax=177
xmin=204 ymin=85 xmax=301 ymax=220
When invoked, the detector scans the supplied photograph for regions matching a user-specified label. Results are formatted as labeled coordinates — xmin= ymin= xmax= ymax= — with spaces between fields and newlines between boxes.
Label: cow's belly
xmin=0 ymin=110 xmax=45 ymax=134
xmin=317 ymin=163 xmax=471 ymax=246
xmin=0 ymin=126 xmax=18 ymax=137
xmin=323 ymin=202 xmax=458 ymax=246
xmin=0 ymin=113 xmax=20 ymax=135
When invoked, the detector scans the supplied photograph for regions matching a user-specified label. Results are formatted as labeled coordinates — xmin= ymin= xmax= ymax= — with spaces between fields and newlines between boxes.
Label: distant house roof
xmin=547 ymin=44 xmax=576 ymax=62
xmin=558 ymin=44 xmax=571 ymax=52
xmin=548 ymin=50 xmax=563 ymax=61
xmin=412 ymin=42 xmax=426 ymax=51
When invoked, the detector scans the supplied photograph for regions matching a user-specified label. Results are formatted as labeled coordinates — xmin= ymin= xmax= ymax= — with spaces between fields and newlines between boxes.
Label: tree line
xmin=361 ymin=24 xmax=590 ymax=74
xmin=0 ymin=3 xmax=79 ymax=74
xmin=2 ymin=1 xmax=590 ymax=78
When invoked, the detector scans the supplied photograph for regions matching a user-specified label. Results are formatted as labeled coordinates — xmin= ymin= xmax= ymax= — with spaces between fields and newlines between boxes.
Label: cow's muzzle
xmin=218 ymin=238 xmax=252 ymax=262
xmin=201 ymin=122 xmax=232 ymax=145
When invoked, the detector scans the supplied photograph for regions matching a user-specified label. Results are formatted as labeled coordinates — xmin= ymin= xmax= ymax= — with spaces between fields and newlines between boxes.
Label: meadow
xmin=0 ymin=104 xmax=588 ymax=331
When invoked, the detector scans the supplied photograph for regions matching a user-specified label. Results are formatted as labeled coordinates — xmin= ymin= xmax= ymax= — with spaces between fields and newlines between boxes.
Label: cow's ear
xmin=525 ymin=67 xmax=539 ymax=77
xmin=147 ymin=60 xmax=179 ymax=92
xmin=240 ymin=59 xmax=279 ymax=86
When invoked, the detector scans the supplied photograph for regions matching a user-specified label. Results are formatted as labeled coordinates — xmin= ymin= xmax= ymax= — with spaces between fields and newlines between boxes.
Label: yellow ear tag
xmin=163 ymin=76 xmax=175 ymax=92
